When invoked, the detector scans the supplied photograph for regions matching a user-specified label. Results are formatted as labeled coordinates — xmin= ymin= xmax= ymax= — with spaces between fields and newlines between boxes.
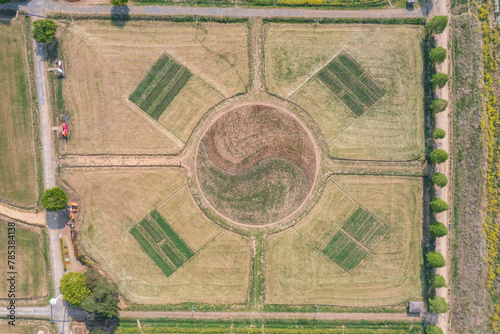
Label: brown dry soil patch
xmin=196 ymin=104 xmax=317 ymax=226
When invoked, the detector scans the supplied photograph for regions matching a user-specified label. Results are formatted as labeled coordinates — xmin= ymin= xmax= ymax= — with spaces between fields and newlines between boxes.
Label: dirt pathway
xmin=249 ymin=18 xmax=264 ymax=93
xmin=0 ymin=203 xmax=46 ymax=225
xmin=429 ymin=0 xmax=452 ymax=332
xmin=120 ymin=310 xmax=419 ymax=321
xmin=59 ymin=154 xmax=183 ymax=168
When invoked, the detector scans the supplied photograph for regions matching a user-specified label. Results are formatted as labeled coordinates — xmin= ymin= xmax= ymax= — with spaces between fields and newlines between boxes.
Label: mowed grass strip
xmin=140 ymin=218 xmax=162 ymax=243
xmin=339 ymin=93 xmax=365 ymax=116
xmin=130 ymin=226 xmax=174 ymax=276
xmin=323 ymin=232 xmax=367 ymax=272
xmin=129 ymin=53 xmax=192 ymax=120
xmin=336 ymin=52 xmax=386 ymax=98
xmin=342 ymin=208 xmax=388 ymax=249
xmin=338 ymin=52 xmax=364 ymax=77
xmin=150 ymin=210 xmax=194 ymax=259
xmin=317 ymin=70 xmax=342 ymax=94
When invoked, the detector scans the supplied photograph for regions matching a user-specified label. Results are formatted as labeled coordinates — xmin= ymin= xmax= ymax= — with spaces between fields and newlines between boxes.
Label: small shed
xmin=408 ymin=301 xmax=424 ymax=314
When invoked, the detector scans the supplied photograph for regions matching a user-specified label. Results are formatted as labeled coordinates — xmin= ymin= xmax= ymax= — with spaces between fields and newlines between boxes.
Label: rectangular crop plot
xmin=323 ymin=232 xmax=368 ymax=272
xmin=342 ymin=208 xmax=388 ymax=249
xmin=130 ymin=210 xmax=194 ymax=277
xmin=129 ymin=53 xmax=192 ymax=120
xmin=317 ymin=51 xmax=386 ymax=116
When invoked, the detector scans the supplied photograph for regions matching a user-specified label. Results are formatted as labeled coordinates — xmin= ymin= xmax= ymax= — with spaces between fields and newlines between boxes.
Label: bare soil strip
xmin=0 ymin=203 xmax=46 ymax=226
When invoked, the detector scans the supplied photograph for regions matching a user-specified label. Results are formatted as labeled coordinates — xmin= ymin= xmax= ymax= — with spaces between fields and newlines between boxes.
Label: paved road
xmin=1 ymin=0 xmax=424 ymax=18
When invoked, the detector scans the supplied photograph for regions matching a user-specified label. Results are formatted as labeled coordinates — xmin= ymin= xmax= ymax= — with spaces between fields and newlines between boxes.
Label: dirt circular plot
xmin=195 ymin=104 xmax=318 ymax=226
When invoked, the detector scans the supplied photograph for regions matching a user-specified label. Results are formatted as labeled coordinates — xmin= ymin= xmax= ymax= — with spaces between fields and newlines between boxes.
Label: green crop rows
xmin=114 ymin=318 xmax=424 ymax=334
xmin=130 ymin=210 xmax=194 ymax=277
xmin=129 ymin=53 xmax=192 ymax=120
xmin=323 ymin=207 xmax=387 ymax=272
xmin=342 ymin=207 xmax=388 ymax=248
xmin=323 ymin=232 xmax=368 ymax=272
xmin=317 ymin=51 xmax=386 ymax=116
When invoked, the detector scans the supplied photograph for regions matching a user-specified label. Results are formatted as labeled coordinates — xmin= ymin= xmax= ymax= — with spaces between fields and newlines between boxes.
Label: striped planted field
xmin=317 ymin=51 xmax=386 ymax=116
xmin=129 ymin=53 xmax=192 ymax=120
xmin=323 ymin=232 xmax=367 ymax=272
xmin=342 ymin=207 xmax=388 ymax=249
xmin=130 ymin=210 xmax=194 ymax=277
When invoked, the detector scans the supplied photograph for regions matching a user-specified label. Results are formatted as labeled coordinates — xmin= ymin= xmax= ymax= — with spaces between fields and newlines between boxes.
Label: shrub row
xmin=262 ymin=17 xmax=427 ymax=25
xmin=48 ymin=13 xmax=248 ymax=23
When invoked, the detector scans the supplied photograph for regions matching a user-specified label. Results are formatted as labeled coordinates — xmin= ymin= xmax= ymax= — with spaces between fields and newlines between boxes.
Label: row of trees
xmin=424 ymin=15 xmax=450 ymax=334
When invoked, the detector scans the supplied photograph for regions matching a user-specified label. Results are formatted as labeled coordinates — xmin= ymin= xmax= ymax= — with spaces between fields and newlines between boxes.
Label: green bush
xmin=430 ymin=274 xmax=447 ymax=288
xmin=431 ymin=73 xmax=450 ymax=89
xmin=110 ymin=0 xmax=128 ymax=5
xmin=426 ymin=251 xmax=446 ymax=268
xmin=426 ymin=324 xmax=443 ymax=334
xmin=429 ymin=47 xmax=447 ymax=64
xmin=430 ymin=198 xmax=450 ymax=213
xmin=431 ymin=99 xmax=448 ymax=114
xmin=32 ymin=19 xmax=57 ymax=44
xmin=427 ymin=16 xmax=448 ymax=34
xmin=430 ymin=149 xmax=449 ymax=163
xmin=41 ymin=187 xmax=68 ymax=211
xmin=432 ymin=172 xmax=448 ymax=187
xmin=428 ymin=296 xmax=449 ymax=313
xmin=433 ymin=128 xmax=446 ymax=139
xmin=429 ymin=222 xmax=448 ymax=237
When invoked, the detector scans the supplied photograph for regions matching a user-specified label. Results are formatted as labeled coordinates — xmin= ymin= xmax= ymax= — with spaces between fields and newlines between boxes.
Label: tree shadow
xmin=46 ymin=209 xmax=70 ymax=230
xmin=110 ymin=6 xmax=130 ymax=29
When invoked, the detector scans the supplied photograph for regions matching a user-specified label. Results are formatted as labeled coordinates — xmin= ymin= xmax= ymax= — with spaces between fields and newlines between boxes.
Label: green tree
xmin=426 ymin=324 xmax=443 ymax=334
xmin=41 ymin=187 xmax=68 ymax=211
xmin=432 ymin=172 xmax=448 ymax=187
xmin=429 ymin=222 xmax=448 ymax=237
xmin=433 ymin=128 xmax=446 ymax=140
xmin=430 ymin=198 xmax=450 ymax=213
xmin=431 ymin=99 xmax=448 ymax=114
xmin=429 ymin=47 xmax=447 ymax=64
xmin=84 ymin=268 xmax=103 ymax=291
xmin=427 ymin=251 xmax=446 ymax=268
xmin=110 ymin=0 xmax=128 ymax=5
xmin=429 ymin=296 xmax=449 ymax=313
xmin=428 ymin=16 xmax=448 ymax=34
xmin=430 ymin=149 xmax=449 ymax=164
xmin=0 ymin=0 xmax=12 ymax=4
xmin=430 ymin=274 xmax=447 ymax=288
xmin=81 ymin=279 xmax=120 ymax=319
xmin=32 ymin=19 xmax=57 ymax=44
xmin=431 ymin=73 xmax=450 ymax=89
xmin=90 ymin=330 xmax=107 ymax=334
xmin=59 ymin=272 xmax=91 ymax=307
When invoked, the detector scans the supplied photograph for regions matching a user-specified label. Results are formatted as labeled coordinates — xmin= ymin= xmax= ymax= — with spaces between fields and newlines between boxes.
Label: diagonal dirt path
xmin=0 ymin=203 xmax=46 ymax=225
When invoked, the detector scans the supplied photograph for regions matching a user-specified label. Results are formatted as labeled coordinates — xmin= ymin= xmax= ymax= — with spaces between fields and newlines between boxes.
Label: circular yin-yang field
xmin=195 ymin=104 xmax=318 ymax=226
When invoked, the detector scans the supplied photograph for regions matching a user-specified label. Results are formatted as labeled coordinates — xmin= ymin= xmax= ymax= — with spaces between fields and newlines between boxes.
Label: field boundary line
xmin=125 ymin=99 xmax=185 ymax=148
xmin=291 ymin=225 xmax=352 ymax=274
xmin=338 ymin=229 xmax=370 ymax=253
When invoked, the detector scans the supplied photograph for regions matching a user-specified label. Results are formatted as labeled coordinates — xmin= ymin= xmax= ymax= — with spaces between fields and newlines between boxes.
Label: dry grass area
xmin=265 ymin=24 xmax=424 ymax=160
xmin=266 ymin=175 xmax=422 ymax=306
xmin=0 ymin=220 xmax=48 ymax=300
xmin=62 ymin=168 xmax=251 ymax=304
xmin=0 ymin=18 xmax=38 ymax=205
xmin=158 ymin=76 xmax=223 ymax=143
xmin=157 ymin=186 xmax=221 ymax=251
xmin=60 ymin=20 xmax=249 ymax=154
xmin=0 ymin=319 xmax=53 ymax=333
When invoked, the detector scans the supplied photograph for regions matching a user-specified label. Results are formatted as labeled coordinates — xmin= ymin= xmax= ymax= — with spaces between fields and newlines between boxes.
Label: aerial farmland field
xmin=0 ymin=17 xmax=38 ymax=206
xmin=56 ymin=17 xmax=425 ymax=311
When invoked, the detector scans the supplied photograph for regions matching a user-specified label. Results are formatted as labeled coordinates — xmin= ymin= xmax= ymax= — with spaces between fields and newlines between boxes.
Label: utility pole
xmin=50 ymin=294 xmax=63 ymax=324
xmin=313 ymin=18 xmax=321 ymax=44
xmin=189 ymin=304 xmax=196 ymax=321
xmin=194 ymin=15 xmax=200 ymax=41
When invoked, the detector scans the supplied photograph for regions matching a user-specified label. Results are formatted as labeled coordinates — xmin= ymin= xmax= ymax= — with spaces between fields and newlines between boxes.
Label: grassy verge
xmin=449 ymin=4 xmax=489 ymax=332
xmin=263 ymin=17 xmax=426 ymax=24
